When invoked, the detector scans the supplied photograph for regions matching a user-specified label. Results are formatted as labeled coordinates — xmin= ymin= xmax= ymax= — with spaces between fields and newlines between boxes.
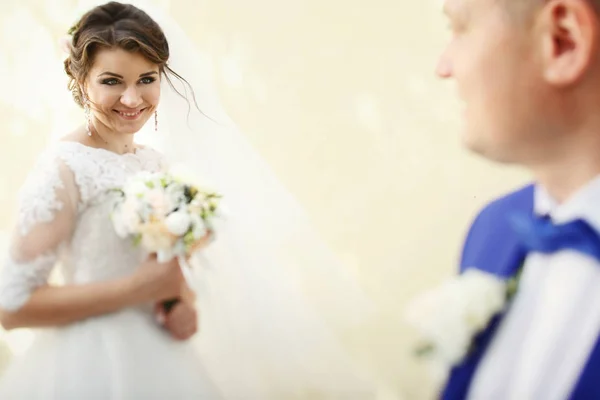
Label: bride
xmin=0 ymin=1 xmax=379 ymax=399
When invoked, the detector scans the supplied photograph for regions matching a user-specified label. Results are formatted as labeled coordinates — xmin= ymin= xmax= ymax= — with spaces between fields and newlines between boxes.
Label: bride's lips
xmin=114 ymin=107 xmax=147 ymax=121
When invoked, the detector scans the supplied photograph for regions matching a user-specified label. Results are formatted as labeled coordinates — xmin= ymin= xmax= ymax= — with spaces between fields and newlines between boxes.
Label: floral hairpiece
xmin=67 ymin=24 xmax=78 ymax=36
xmin=59 ymin=24 xmax=78 ymax=56
xmin=58 ymin=35 xmax=73 ymax=55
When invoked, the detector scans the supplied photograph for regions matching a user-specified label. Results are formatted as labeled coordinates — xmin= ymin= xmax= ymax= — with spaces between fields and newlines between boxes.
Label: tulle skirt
xmin=0 ymin=307 xmax=223 ymax=399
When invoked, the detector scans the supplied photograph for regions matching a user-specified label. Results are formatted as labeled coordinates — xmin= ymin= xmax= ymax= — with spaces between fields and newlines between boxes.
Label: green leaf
xmin=506 ymin=263 xmax=524 ymax=301
xmin=67 ymin=24 xmax=78 ymax=35
xmin=183 ymin=231 xmax=195 ymax=245
xmin=414 ymin=343 xmax=435 ymax=358
xmin=132 ymin=234 xmax=142 ymax=247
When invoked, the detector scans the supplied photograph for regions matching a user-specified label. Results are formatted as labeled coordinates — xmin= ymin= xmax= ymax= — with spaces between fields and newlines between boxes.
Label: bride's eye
xmin=140 ymin=77 xmax=156 ymax=85
xmin=101 ymin=78 xmax=120 ymax=86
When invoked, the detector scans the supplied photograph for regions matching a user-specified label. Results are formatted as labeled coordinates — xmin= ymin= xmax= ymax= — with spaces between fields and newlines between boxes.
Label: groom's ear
xmin=538 ymin=0 xmax=600 ymax=87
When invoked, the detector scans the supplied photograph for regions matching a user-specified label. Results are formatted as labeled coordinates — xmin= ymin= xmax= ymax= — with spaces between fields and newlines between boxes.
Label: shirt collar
xmin=534 ymin=174 xmax=600 ymax=233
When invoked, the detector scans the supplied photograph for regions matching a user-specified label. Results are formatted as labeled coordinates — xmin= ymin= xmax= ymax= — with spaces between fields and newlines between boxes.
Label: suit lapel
xmin=441 ymin=185 xmax=533 ymax=399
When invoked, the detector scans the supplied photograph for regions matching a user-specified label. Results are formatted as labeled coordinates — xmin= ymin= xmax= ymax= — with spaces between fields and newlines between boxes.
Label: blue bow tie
xmin=510 ymin=213 xmax=600 ymax=262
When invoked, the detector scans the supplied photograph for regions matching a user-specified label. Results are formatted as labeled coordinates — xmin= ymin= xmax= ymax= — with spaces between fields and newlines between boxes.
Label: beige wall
xmin=0 ymin=0 xmax=529 ymax=398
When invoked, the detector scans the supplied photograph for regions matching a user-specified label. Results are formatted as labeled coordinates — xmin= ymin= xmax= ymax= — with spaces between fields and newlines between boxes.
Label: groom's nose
xmin=436 ymin=50 xmax=453 ymax=79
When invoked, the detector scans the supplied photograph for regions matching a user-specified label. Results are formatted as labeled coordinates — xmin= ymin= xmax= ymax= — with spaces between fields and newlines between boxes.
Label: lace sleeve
xmin=139 ymin=145 xmax=169 ymax=172
xmin=0 ymin=149 xmax=79 ymax=311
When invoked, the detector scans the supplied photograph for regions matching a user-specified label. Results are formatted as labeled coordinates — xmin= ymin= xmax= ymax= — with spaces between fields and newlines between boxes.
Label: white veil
xmin=72 ymin=1 xmax=380 ymax=398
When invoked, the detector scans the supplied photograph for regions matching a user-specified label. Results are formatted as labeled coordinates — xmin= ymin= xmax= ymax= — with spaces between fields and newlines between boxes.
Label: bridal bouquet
xmin=111 ymin=170 xmax=223 ymax=287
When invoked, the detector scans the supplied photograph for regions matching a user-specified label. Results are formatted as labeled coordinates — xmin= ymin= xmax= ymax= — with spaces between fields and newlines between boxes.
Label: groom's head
xmin=437 ymin=0 xmax=600 ymax=165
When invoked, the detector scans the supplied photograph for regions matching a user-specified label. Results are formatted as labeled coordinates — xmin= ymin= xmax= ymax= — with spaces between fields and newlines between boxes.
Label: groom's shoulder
xmin=463 ymin=183 xmax=535 ymax=243
xmin=459 ymin=184 xmax=534 ymax=273
xmin=476 ymin=183 xmax=535 ymax=221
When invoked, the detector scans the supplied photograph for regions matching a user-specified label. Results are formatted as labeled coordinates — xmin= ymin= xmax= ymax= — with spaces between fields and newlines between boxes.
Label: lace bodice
xmin=0 ymin=142 xmax=166 ymax=311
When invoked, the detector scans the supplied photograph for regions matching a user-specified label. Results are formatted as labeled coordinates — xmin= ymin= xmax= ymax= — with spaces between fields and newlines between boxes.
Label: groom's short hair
xmin=503 ymin=0 xmax=600 ymax=17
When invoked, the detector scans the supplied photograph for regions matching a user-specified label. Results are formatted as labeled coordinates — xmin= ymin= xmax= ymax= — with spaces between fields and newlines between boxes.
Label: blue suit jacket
xmin=442 ymin=184 xmax=600 ymax=400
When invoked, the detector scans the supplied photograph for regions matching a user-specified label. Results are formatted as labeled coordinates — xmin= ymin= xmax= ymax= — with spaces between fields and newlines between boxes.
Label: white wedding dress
xmin=0 ymin=141 xmax=224 ymax=399
xmin=0 ymin=2 xmax=382 ymax=398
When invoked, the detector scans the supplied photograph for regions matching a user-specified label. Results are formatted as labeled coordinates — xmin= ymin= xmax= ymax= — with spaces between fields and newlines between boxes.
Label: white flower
xmin=124 ymin=178 xmax=150 ymax=198
xmin=123 ymin=198 xmax=142 ymax=224
xmin=191 ymin=214 xmax=208 ymax=239
xmin=165 ymin=183 xmax=186 ymax=210
xmin=145 ymin=189 xmax=170 ymax=217
xmin=165 ymin=211 xmax=192 ymax=236
xmin=405 ymin=269 xmax=507 ymax=367
xmin=112 ymin=196 xmax=143 ymax=238
xmin=138 ymin=222 xmax=175 ymax=252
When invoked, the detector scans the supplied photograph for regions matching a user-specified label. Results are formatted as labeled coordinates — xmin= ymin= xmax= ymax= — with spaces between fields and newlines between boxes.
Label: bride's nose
xmin=120 ymin=85 xmax=143 ymax=108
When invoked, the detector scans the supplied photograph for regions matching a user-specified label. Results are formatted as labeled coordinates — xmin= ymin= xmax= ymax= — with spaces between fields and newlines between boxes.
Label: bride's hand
xmin=155 ymin=293 xmax=198 ymax=341
xmin=160 ymin=301 xmax=198 ymax=340
xmin=188 ymin=230 xmax=214 ymax=254
xmin=129 ymin=254 xmax=186 ymax=303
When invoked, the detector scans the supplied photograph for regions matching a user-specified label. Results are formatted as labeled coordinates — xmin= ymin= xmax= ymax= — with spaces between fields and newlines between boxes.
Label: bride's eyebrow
xmin=97 ymin=71 xmax=159 ymax=78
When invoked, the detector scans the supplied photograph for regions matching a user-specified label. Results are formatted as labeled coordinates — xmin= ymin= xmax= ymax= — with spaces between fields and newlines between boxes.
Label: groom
xmin=438 ymin=0 xmax=600 ymax=398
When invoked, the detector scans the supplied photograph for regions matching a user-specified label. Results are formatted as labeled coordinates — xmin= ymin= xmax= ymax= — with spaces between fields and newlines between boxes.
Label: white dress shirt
xmin=468 ymin=175 xmax=600 ymax=400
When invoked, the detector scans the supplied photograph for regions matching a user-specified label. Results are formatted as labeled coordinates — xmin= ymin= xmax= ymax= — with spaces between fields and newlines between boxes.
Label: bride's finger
xmin=180 ymin=284 xmax=197 ymax=303
xmin=189 ymin=230 xmax=214 ymax=253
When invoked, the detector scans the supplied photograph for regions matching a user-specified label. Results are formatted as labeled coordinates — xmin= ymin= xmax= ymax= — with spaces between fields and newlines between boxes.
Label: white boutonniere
xmin=405 ymin=268 xmax=521 ymax=380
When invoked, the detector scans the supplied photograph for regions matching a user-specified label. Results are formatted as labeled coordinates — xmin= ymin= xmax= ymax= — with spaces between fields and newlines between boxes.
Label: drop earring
xmin=83 ymin=97 xmax=92 ymax=137
xmin=154 ymin=110 xmax=158 ymax=132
